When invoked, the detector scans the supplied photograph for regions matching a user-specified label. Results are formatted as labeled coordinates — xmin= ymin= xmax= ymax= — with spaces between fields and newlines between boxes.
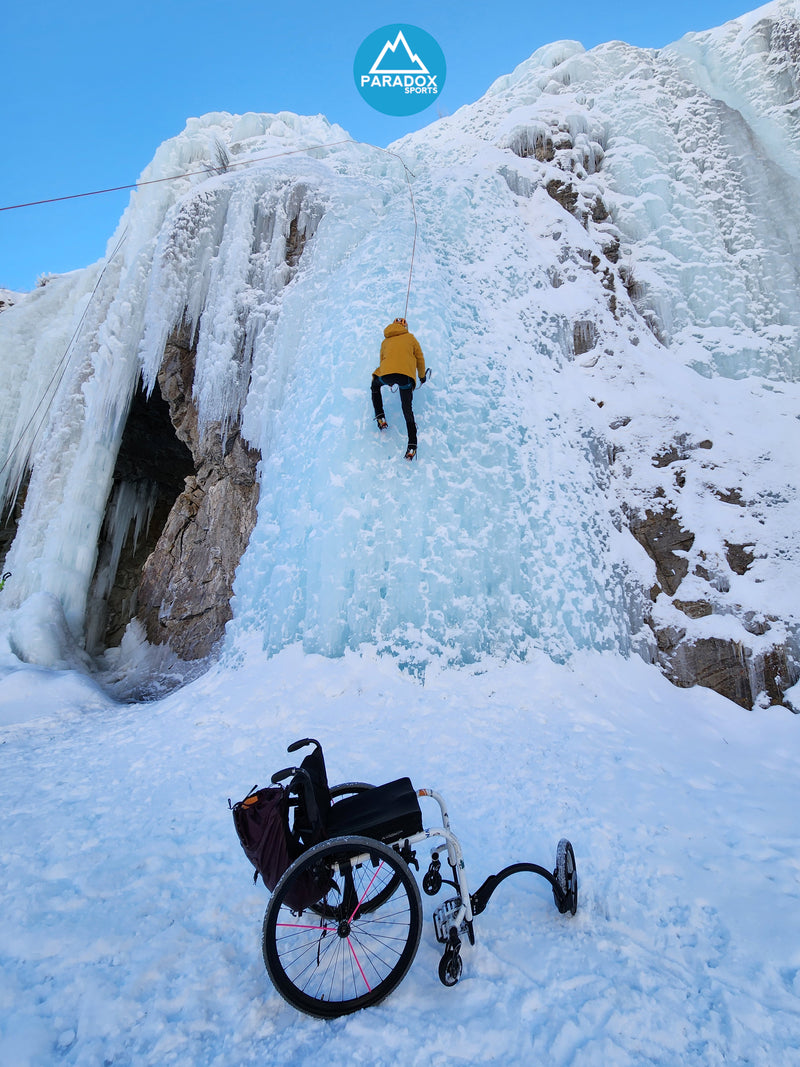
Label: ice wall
xmin=229 ymin=150 xmax=639 ymax=664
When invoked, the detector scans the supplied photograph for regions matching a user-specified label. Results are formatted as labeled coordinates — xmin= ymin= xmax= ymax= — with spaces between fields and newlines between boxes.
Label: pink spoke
xmin=349 ymin=861 xmax=385 ymax=923
xmin=347 ymin=937 xmax=372 ymax=992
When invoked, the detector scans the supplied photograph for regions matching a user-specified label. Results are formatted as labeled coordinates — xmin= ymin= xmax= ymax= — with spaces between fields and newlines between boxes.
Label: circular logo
xmin=354 ymin=24 xmax=446 ymax=117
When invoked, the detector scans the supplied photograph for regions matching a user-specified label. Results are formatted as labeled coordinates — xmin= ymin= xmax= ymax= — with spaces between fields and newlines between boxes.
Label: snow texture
xmin=1 ymin=645 xmax=799 ymax=1064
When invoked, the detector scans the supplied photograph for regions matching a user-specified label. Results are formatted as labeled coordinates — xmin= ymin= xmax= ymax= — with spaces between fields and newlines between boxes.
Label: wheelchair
xmin=235 ymin=737 xmax=578 ymax=1018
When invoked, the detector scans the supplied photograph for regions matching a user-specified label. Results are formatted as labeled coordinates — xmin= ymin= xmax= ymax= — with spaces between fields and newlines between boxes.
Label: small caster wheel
xmin=553 ymin=838 xmax=578 ymax=916
xmin=423 ymin=856 xmax=442 ymax=896
xmin=438 ymin=946 xmax=463 ymax=987
xmin=438 ymin=928 xmax=462 ymax=987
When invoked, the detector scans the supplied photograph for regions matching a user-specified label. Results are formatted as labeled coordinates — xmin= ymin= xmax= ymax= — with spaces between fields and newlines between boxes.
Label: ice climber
xmin=371 ymin=318 xmax=427 ymax=461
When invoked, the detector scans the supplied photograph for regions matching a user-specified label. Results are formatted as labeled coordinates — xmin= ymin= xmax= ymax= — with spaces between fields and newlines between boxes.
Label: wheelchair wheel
xmin=553 ymin=838 xmax=578 ymax=916
xmin=262 ymin=835 xmax=422 ymax=1018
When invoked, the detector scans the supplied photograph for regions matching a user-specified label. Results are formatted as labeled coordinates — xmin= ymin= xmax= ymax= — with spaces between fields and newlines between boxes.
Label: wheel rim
xmin=263 ymin=837 xmax=421 ymax=1017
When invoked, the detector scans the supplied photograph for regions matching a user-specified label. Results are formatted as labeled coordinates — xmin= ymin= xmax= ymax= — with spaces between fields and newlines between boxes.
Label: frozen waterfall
xmin=1 ymin=2 xmax=799 ymax=696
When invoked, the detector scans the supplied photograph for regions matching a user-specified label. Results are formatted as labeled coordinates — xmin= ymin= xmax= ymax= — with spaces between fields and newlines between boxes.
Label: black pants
xmin=371 ymin=374 xmax=417 ymax=447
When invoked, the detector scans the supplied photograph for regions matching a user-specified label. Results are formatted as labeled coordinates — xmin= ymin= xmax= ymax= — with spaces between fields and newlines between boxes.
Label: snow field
xmin=1 ymin=646 xmax=799 ymax=1065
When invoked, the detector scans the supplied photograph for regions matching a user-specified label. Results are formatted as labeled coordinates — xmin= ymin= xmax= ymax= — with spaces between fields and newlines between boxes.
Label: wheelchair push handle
xmin=270 ymin=764 xmax=323 ymax=831
xmin=287 ymin=737 xmax=322 ymax=754
xmin=270 ymin=767 xmax=297 ymax=785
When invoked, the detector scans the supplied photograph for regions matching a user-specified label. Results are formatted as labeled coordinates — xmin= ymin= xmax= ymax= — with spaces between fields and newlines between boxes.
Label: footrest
xmin=433 ymin=897 xmax=467 ymax=944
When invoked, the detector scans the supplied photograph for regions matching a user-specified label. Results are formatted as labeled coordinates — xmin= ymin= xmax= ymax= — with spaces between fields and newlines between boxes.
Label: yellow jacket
xmin=374 ymin=321 xmax=426 ymax=382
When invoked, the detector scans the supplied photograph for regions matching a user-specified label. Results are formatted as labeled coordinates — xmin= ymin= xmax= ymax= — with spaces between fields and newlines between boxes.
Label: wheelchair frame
xmin=253 ymin=739 xmax=578 ymax=1017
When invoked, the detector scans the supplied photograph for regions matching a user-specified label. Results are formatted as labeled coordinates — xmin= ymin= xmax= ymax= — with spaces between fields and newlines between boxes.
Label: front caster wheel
xmin=553 ymin=838 xmax=578 ymax=916
xmin=438 ymin=930 xmax=463 ymax=987
xmin=438 ymin=947 xmax=462 ymax=986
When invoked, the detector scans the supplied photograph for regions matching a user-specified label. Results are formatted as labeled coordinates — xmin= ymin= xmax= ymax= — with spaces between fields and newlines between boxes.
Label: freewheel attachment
xmin=553 ymin=838 xmax=578 ymax=916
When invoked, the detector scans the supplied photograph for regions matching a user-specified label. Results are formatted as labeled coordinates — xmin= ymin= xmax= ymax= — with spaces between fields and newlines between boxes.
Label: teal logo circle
xmin=354 ymin=24 xmax=446 ymax=117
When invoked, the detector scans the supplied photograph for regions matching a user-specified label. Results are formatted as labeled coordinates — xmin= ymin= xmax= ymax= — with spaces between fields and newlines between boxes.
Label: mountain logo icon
xmin=369 ymin=31 xmax=430 ymax=76
xmin=354 ymin=23 xmax=446 ymax=117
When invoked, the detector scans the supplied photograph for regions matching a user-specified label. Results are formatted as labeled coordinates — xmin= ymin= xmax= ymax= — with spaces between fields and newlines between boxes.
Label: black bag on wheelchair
xmin=231 ymin=786 xmax=292 ymax=891
xmin=231 ymin=782 xmax=333 ymax=912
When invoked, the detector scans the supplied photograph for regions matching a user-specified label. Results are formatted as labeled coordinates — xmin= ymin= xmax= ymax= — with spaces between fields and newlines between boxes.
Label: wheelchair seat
xmin=326 ymin=777 xmax=423 ymax=843
xmin=286 ymin=739 xmax=422 ymax=848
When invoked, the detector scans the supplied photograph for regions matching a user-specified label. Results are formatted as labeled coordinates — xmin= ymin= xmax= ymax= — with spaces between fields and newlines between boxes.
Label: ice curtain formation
xmin=1 ymin=0 xmax=799 ymax=710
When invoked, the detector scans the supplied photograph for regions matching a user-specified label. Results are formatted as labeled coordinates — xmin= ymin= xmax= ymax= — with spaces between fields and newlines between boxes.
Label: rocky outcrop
xmin=134 ymin=330 xmax=260 ymax=660
xmin=86 ymin=379 xmax=195 ymax=652
xmin=0 ymin=474 xmax=28 ymax=578
xmin=660 ymin=633 xmax=795 ymax=710
xmin=623 ymin=440 xmax=798 ymax=710
xmin=629 ymin=506 xmax=695 ymax=598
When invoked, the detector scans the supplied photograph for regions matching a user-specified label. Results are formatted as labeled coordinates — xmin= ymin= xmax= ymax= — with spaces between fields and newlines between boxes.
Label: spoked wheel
xmin=263 ymin=835 xmax=422 ymax=1017
xmin=553 ymin=838 xmax=578 ymax=916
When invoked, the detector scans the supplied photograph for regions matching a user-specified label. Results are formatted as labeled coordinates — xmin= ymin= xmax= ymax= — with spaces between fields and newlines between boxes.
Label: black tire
xmin=262 ymin=835 xmax=422 ymax=1018
xmin=329 ymin=782 xmax=376 ymax=801
xmin=438 ymin=945 xmax=462 ymax=987
xmin=439 ymin=934 xmax=462 ymax=990
xmin=554 ymin=838 xmax=578 ymax=916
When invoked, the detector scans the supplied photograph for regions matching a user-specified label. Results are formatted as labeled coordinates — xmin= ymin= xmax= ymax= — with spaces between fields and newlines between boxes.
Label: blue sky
xmin=1 ymin=0 xmax=754 ymax=292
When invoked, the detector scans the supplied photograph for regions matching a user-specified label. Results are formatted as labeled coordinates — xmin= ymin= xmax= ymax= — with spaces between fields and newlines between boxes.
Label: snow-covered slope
xmin=0 ymin=288 xmax=23 ymax=312
xmin=1 ymin=2 xmax=799 ymax=706
xmin=2 ymin=648 xmax=799 ymax=1063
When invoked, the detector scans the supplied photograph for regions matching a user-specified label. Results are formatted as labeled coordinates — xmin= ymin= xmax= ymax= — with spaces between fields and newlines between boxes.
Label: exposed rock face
xmin=0 ymin=476 xmax=28 ymax=577
xmin=86 ymin=381 xmax=195 ymax=652
xmin=664 ymin=637 xmax=794 ymax=710
xmin=622 ymin=440 xmax=798 ymax=710
xmin=669 ymin=637 xmax=752 ymax=705
xmin=134 ymin=330 xmax=260 ymax=659
xmin=629 ymin=506 xmax=695 ymax=598
xmin=573 ymin=320 xmax=598 ymax=356
xmin=725 ymin=541 xmax=755 ymax=576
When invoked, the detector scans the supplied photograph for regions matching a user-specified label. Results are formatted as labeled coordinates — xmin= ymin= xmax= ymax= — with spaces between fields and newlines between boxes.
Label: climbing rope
xmin=0 ymin=137 xmax=419 ymax=316
xmin=0 ymin=141 xmax=355 ymax=212
xmin=0 ymin=137 xmax=419 ymax=495
xmin=356 ymin=144 xmax=418 ymax=319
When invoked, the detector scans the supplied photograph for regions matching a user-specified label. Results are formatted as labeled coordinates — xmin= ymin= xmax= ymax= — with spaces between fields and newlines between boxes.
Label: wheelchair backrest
xmin=288 ymin=739 xmax=332 ymax=847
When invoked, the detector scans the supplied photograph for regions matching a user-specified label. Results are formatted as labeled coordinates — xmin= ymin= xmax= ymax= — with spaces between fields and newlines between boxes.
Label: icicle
xmin=94 ymin=480 xmax=159 ymax=604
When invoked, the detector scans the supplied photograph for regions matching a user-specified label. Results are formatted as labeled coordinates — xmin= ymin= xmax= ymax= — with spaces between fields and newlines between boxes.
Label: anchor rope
xmin=0 ymin=138 xmax=418 ymax=498
xmin=1 ymin=138 xmax=419 ymax=315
